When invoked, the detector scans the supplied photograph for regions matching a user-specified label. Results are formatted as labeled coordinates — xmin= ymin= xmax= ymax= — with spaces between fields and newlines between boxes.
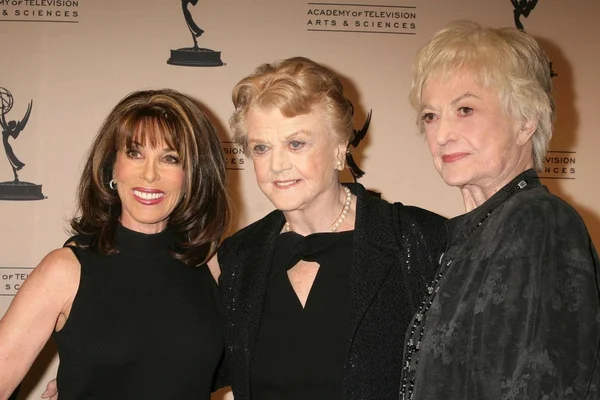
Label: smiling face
xmin=245 ymin=106 xmax=347 ymax=214
xmin=420 ymin=70 xmax=535 ymax=198
xmin=113 ymin=125 xmax=185 ymax=234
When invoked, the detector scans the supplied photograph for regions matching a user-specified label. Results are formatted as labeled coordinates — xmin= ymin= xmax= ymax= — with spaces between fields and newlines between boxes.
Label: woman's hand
xmin=40 ymin=379 xmax=58 ymax=400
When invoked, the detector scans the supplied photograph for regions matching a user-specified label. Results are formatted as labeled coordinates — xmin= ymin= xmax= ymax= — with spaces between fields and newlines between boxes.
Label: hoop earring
xmin=109 ymin=179 xmax=117 ymax=190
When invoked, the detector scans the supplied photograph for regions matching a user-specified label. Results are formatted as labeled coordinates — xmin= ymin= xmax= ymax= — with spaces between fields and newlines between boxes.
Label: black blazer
xmin=217 ymin=183 xmax=447 ymax=399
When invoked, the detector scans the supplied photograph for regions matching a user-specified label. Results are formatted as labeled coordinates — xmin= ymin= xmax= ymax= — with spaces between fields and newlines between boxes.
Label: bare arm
xmin=0 ymin=248 xmax=80 ymax=400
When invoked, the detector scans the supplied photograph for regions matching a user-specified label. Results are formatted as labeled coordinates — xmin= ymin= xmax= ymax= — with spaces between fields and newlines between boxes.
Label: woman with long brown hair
xmin=0 ymin=89 xmax=230 ymax=400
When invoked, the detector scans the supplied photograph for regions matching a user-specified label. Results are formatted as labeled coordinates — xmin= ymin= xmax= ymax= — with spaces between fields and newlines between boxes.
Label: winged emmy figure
xmin=1 ymin=100 xmax=32 ymax=182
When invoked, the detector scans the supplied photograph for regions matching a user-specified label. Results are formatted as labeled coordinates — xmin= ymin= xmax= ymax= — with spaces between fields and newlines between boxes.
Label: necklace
xmin=284 ymin=186 xmax=352 ymax=233
xmin=400 ymin=178 xmax=529 ymax=400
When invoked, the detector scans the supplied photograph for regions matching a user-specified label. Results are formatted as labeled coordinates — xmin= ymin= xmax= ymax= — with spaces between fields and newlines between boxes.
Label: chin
xmin=262 ymin=189 xmax=298 ymax=211
xmin=132 ymin=210 xmax=170 ymax=224
xmin=270 ymin=198 xmax=301 ymax=212
xmin=438 ymin=168 xmax=471 ymax=188
xmin=268 ymin=194 xmax=306 ymax=212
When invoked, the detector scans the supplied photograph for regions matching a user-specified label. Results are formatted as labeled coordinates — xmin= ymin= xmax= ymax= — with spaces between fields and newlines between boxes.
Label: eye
xmin=163 ymin=154 xmax=181 ymax=164
xmin=457 ymin=107 xmax=473 ymax=116
xmin=252 ymin=144 xmax=268 ymax=155
xmin=289 ymin=140 xmax=305 ymax=150
xmin=125 ymin=149 xmax=142 ymax=159
xmin=421 ymin=113 xmax=437 ymax=123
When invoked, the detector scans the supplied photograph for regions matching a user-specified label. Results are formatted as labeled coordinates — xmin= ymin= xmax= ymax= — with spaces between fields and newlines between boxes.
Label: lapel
xmin=235 ymin=211 xmax=285 ymax=390
xmin=345 ymin=183 xmax=396 ymax=358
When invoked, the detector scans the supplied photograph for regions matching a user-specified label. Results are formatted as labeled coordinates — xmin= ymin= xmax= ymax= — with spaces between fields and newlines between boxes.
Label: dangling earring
xmin=109 ymin=179 xmax=117 ymax=190
xmin=336 ymin=160 xmax=344 ymax=171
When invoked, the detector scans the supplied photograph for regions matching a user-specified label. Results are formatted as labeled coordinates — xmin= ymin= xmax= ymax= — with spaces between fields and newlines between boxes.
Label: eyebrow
xmin=247 ymin=138 xmax=265 ymax=145
xmin=130 ymin=140 xmax=175 ymax=152
xmin=247 ymin=129 xmax=313 ymax=144
xmin=420 ymin=92 xmax=481 ymax=111
xmin=281 ymin=129 xmax=312 ymax=140
xmin=451 ymin=92 xmax=481 ymax=105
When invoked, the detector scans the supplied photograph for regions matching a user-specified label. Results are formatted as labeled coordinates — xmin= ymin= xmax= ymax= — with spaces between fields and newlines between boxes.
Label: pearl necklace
xmin=400 ymin=179 xmax=529 ymax=400
xmin=284 ymin=186 xmax=352 ymax=233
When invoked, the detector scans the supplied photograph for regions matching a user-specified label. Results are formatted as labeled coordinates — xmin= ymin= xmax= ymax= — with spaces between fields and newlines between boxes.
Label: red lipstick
xmin=441 ymin=153 xmax=469 ymax=163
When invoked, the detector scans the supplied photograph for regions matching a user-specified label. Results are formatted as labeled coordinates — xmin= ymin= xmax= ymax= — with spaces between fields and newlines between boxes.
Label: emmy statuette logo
xmin=511 ymin=0 xmax=538 ymax=30
xmin=510 ymin=0 xmax=557 ymax=77
xmin=0 ymin=87 xmax=46 ymax=201
xmin=167 ymin=0 xmax=225 ymax=67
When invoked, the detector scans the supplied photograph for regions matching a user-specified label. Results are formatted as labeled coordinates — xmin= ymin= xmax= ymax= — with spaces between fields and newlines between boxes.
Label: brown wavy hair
xmin=71 ymin=89 xmax=231 ymax=266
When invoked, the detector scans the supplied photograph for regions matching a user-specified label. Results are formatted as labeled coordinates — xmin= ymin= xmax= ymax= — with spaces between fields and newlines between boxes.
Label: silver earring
xmin=109 ymin=179 xmax=116 ymax=190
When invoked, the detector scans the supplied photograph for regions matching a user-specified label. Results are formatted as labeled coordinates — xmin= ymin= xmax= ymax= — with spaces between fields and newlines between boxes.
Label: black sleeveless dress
xmin=53 ymin=224 xmax=223 ymax=399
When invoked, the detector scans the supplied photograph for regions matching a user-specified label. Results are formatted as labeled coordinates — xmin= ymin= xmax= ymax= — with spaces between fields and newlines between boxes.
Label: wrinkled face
xmin=245 ymin=106 xmax=346 ymax=213
xmin=113 ymin=137 xmax=185 ymax=234
xmin=420 ymin=70 xmax=534 ymax=194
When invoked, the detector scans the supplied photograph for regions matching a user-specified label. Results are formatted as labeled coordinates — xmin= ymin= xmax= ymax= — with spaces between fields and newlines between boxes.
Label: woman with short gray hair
xmin=401 ymin=20 xmax=600 ymax=400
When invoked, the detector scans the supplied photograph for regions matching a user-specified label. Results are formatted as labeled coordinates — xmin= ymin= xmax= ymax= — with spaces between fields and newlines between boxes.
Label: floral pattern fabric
xmin=406 ymin=170 xmax=600 ymax=400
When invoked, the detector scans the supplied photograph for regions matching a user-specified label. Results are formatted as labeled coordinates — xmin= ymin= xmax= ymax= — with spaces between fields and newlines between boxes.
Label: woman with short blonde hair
xmin=402 ymin=21 xmax=600 ymax=400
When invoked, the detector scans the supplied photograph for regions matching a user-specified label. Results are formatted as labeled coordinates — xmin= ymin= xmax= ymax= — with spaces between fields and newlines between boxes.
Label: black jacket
xmin=405 ymin=170 xmax=600 ymax=400
xmin=217 ymin=183 xmax=447 ymax=399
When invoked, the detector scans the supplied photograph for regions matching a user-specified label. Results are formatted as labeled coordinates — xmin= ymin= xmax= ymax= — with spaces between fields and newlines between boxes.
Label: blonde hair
xmin=230 ymin=57 xmax=354 ymax=154
xmin=409 ymin=20 xmax=555 ymax=169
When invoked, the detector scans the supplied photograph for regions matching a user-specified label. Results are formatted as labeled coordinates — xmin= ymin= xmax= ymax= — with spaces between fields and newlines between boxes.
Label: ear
xmin=516 ymin=118 xmax=537 ymax=146
xmin=335 ymin=141 xmax=348 ymax=169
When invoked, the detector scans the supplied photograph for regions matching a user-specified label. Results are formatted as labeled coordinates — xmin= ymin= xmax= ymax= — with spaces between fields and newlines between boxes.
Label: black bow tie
xmin=271 ymin=231 xmax=349 ymax=277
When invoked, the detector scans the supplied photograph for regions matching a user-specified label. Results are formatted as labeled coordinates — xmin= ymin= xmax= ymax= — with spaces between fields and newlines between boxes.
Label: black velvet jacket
xmin=217 ymin=183 xmax=447 ymax=399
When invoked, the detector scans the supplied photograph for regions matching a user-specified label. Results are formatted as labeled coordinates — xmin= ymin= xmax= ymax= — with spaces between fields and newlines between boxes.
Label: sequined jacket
xmin=216 ymin=183 xmax=447 ymax=400
xmin=404 ymin=169 xmax=600 ymax=400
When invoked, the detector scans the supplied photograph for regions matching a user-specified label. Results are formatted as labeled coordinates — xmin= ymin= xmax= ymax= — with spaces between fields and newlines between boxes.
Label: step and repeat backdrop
xmin=1 ymin=0 xmax=599 ymax=398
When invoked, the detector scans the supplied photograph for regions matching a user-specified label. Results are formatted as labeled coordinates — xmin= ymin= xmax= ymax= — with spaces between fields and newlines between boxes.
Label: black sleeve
xmin=211 ymin=352 xmax=230 ymax=392
xmin=394 ymin=204 xmax=448 ymax=311
xmin=213 ymin=241 xmax=234 ymax=390
xmin=469 ymin=200 xmax=600 ymax=398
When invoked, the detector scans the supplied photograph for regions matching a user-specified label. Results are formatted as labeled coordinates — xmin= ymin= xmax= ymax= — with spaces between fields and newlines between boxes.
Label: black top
xmin=216 ymin=183 xmax=448 ymax=400
xmin=251 ymin=231 xmax=354 ymax=399
xmin=402 ymin=170 xmax=600 ymax=400
xmin=53 ymin=224 xmax=223 ymax=400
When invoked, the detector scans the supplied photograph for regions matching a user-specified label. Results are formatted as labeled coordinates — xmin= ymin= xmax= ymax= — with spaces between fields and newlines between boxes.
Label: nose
xmin=270 ymin=146 xmax=291 ymax=173
xmin=434 ymin=114 xmax=456 ymax=146
xmin=142 ymin=158 xmax=160 ymax=183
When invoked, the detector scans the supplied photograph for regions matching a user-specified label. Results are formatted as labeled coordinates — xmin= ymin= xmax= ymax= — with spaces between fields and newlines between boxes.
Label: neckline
xmin=446 ymin=169 xmax=540 ymax=241
xmin=115 ymin=223 xmax=173 ymax=259
xmin=401 ymin=169 xmax=541 ymax=400
xmin=271 ymin=229 xmax=354 ymax=279
xmin=275 ymin=182 xmax=364 ymax=237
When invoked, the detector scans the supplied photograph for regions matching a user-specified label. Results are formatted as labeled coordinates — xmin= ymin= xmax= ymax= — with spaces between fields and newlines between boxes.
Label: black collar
xmin=446 ymin=169 xmax=540 ymax=244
